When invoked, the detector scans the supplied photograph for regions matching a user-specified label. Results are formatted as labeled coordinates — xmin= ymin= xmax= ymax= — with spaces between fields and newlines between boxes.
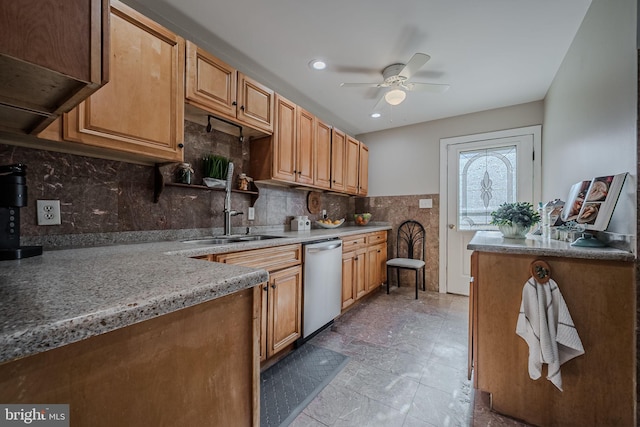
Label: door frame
xmin=438 ymin=125 xmax=542 ymax=293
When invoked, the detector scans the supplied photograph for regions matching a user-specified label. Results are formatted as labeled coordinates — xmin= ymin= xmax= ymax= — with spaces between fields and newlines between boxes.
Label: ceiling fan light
xmin=370 ymin=112 xmax=381 ymax=118
xmin=384 ymin=89 xmax=406 ymax=105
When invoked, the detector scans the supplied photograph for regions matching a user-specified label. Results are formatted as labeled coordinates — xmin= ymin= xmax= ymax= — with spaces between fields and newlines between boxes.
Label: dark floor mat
xmin=260 ymin=343 xmax=349 ymax=427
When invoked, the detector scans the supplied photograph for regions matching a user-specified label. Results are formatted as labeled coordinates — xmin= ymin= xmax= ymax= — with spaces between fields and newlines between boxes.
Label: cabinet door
xmin=341 ymin=251 xmax=356 ymax=310
xmin=259 ymin=283 xmax=268 ymax=362
xmin=267 ymin=266 xmax=302 ymax=357
xmin=296 ymin=107 xmax=315 ymax=185
xmin=358 ymin=142 xmax=369 ymax=196
xmin=237 ymin=72 xmax=274 ymax=134
xmin=366 ymin=242 xmax=387 ymax=294
xmin=354 ymin=248 xmax=367 ymax=300
xmin=271 ymin=94 xmax=297 ymax=182
xmin=331 ymin=128 xmax=347 ymax=192
xmin=314 ymin=119 xmax=332 ymax=189
xmin=185 ymin=40 xmax=236 ymax=120
xmin=345 ymin=135 xmax=360 ymax=194
xmin=63 ymin=1 xmax=185 ymax=163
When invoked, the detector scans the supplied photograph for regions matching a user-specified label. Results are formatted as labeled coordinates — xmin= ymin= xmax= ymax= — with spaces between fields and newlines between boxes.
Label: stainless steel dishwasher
xmin=302 ymin=238 xmax=343 ymax=340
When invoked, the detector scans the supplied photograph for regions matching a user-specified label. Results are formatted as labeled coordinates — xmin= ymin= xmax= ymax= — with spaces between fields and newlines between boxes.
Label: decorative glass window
xmin=458 ymin=145 xmax=517 ymax=230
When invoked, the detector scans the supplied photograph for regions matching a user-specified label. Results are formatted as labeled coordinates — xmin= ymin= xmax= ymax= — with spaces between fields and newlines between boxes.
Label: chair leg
xmin=415 ymin=269 xmax=418 ymax=299
xmin=422 ymin=267 xmax=426 ymax=291
xmin=396 ymin=269 xmax=400 ymax=288
xmin=386 ymin=266 xmax=390 ymax=294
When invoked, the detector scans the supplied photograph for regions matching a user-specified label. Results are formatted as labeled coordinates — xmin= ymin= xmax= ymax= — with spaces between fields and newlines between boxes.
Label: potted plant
xmin=490 ymin=201 xmax=540 ymax=239
xmin=202 ymin=154 xmax=229 ymax=188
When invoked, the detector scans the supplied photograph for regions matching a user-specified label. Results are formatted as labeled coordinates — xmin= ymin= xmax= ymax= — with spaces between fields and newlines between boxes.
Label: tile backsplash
xmin=0 ymin=121 xmax=353 ymax=245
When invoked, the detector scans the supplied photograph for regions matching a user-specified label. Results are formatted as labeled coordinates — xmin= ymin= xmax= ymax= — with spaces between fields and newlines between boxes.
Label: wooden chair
xmin=386 ymin=220 xmax=426 ymax=299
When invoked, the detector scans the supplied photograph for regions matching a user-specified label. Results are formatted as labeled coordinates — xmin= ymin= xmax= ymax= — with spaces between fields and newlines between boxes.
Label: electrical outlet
xmin=248 ymin=207 xmax=255 ymax=221
xmin=322 ymin=209 xmax=327 ymax=218
xmin=37 ymin=200 xmax=61 ymax=225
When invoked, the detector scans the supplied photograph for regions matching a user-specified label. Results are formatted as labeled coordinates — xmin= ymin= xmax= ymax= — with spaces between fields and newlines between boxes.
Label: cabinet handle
xmin=178 ymin=143 xmax=184 ymax=148
xmin=263 ymin=285 xmax=268 ymax=291
xmin=271 ymin=284 xmax=276 ymax=289
xmin=232 ymin=101 xmax=237 ymax=106
xmin=240 ymin=105 xmax=245 ymax=111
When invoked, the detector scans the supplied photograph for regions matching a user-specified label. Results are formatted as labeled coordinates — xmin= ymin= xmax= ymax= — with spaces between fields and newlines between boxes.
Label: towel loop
xmin=530 ymin=259 xmax=551 ymax=284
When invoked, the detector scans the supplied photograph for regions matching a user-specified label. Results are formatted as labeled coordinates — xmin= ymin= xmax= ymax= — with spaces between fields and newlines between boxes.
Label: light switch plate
xmin=248 ymin=207 xmax=255 ymax=221
xmin=419 ymin=199 xmax=433 ymax=209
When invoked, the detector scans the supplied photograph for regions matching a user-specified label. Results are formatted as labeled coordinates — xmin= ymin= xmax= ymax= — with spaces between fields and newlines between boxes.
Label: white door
xmin=440 ymin=127 xmax=540 ymax=295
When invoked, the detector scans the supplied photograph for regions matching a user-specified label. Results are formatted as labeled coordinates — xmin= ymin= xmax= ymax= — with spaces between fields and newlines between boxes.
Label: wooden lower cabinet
xmin=471 ymin=250 xmax=635 ymax=426
xmin=341 ymin=231 xmax=388 ymax=311
xmin=214 ymin=244 xmax=302 ymax=362
xmin=0 ymin=289 xmax=260 ymax=426
xmin=366 ymin=242 xmax=387 ymax=293
xmin=266 ymin=266 xmax=302 ymax=358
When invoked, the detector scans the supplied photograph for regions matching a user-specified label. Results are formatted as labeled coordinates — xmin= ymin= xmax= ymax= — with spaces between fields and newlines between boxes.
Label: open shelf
xmin=154 ymin=164 xmax=260 ymax=206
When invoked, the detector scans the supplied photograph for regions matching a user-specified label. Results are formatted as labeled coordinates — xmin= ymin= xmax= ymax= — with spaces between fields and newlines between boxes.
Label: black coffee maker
xmin=0 ymin=164 xmax=42 ymax=260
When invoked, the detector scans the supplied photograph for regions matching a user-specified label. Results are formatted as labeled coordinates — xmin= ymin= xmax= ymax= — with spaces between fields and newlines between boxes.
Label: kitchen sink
xmin=181 ymin=235 xmax=285 ymax=244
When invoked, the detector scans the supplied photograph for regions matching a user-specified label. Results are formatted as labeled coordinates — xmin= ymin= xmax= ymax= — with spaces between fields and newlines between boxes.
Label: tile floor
xmin=290 ymin=285 xmax=530 ymax=427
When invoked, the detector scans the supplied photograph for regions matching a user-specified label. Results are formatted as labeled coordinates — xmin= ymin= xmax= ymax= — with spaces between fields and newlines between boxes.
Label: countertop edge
xmin=468 ymin=231 xmax=635 ymax=262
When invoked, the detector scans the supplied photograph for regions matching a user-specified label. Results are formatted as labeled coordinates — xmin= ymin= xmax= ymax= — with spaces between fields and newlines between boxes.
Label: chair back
xmin=396 ymin=220 xmax=425 ymax=261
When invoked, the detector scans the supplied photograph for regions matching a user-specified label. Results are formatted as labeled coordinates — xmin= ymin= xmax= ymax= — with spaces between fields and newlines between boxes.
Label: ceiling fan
xmin=340 ymin=53 xmax=450 ymax=108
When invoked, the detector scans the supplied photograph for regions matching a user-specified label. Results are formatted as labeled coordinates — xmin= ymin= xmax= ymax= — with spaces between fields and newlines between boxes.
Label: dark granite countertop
xmin=0 ymin=224 xmax=391 ymax=364
xmin=467 ymin=231 xmax=635 ymax=262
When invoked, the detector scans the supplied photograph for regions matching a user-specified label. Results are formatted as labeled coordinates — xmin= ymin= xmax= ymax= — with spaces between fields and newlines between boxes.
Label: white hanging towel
xmin=515 ymin=278 xmax=584 ymax=391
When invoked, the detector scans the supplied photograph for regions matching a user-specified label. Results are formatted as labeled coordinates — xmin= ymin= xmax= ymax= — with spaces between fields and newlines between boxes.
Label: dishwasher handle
xmin=306 ymin=242 xmax=342 ymax=253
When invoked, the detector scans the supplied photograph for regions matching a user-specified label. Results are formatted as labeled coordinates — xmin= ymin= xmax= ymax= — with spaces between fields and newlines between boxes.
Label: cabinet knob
xmin=263 ymin=285 xmax=268 ymax=291
xmin=178 ymin=143 xmax=184 ymax=148
xmin=240 ymin=105 xmax=245 ymax=111
xmin=271 ymin=284 xmax=276 ymax=289
xmin=232 ymin=101 xmax=237 ymax=106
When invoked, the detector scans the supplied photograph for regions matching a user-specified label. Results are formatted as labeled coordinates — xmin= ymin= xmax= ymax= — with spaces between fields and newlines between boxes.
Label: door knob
xmin=448 ymin=224 xmax=456 ymax=230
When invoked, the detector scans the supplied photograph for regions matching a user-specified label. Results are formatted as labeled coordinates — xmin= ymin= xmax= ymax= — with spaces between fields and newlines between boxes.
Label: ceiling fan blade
xmin=402 ymin=82 xmax=450 ymax=93
xmin=372 ymin=92 xmax=388 ymax=111
xmin=340 ymin=82 xmax=387 ymax=88
xmin=398 ymin=53 xmax=430 ymax=79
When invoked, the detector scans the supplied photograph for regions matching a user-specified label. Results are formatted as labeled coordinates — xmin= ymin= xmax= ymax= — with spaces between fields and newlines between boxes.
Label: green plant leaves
xmin=490 ymin=202 xmax=540 ymax=227
xmin=202 ymin=155 xmax=229 ymax=179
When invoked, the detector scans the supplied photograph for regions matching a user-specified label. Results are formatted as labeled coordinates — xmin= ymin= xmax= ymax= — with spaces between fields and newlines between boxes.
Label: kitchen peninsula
xmin=468 ymin=231 xmax=635 ymax=426
xmin=0 ymin=225 xmax=389 ymax=426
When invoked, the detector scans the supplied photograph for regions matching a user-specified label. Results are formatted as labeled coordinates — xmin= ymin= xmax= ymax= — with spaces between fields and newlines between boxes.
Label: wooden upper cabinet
xmin=185 ymin=41 xmax=274 ymax=135
xmin=0 ymin=0 xmax=109 ymax=135
xmin=185 ymin=41 xmax=236 ymax=119
xmin=61 ymin=0 xmax=185 ymax=163
xmin=358 ymin=142 xmax=369 ymax=196
xmin=314 ymin=119 xmax=332 ymax=190
xmin=270 ymin=94 xmax=297 ymax=181
xmin=296 ymin=107 xmax=315 ymax=185
xmin=237 ymin=72 xmax=274 ymax=134
xmin=345 ymin=135 xmax=360 ymax=194
xmin=330 ymin=128 xmax=346 ymax=192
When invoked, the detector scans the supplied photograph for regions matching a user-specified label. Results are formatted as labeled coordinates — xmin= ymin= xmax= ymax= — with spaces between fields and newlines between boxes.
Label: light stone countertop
xmin=0 ymin=225 xmax=391 ymax=364
xmin=468 ymin=231 xmax=635 ymax=262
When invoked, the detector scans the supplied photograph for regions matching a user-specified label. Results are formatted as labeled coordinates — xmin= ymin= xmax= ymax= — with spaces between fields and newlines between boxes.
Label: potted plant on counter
xmin=490 ymin=201 xmax=540 ymax=239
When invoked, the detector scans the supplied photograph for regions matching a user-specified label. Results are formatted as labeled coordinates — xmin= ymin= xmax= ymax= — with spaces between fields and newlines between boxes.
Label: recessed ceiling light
xmin=370 ymin=113 xmax=381 ymax=118
xmin=309 ymin=59 xmax=326 ymax=70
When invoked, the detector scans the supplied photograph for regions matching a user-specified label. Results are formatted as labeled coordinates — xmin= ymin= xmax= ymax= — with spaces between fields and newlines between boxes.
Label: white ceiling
xmin=126 ymin=0 xmax=592 ymax=136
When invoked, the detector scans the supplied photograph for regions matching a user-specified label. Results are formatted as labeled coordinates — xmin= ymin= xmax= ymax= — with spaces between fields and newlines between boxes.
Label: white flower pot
xmin=498 ymin=223 xmax=530 ymax=239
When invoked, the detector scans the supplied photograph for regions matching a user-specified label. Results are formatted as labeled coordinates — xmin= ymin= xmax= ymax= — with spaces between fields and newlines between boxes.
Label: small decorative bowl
xmin=354 ymin=213 xmax=372 ymax=226
xmin=315 ymin=218 xmax=345 ymax=229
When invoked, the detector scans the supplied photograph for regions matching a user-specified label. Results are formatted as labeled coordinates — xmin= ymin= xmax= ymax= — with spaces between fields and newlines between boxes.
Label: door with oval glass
xmin=441 ymin=127 xmax=539 ymax=295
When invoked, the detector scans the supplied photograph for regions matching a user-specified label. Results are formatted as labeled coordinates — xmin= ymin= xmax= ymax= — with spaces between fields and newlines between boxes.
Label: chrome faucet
xmin=223 ymin=162 xmax=243 ymax=235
